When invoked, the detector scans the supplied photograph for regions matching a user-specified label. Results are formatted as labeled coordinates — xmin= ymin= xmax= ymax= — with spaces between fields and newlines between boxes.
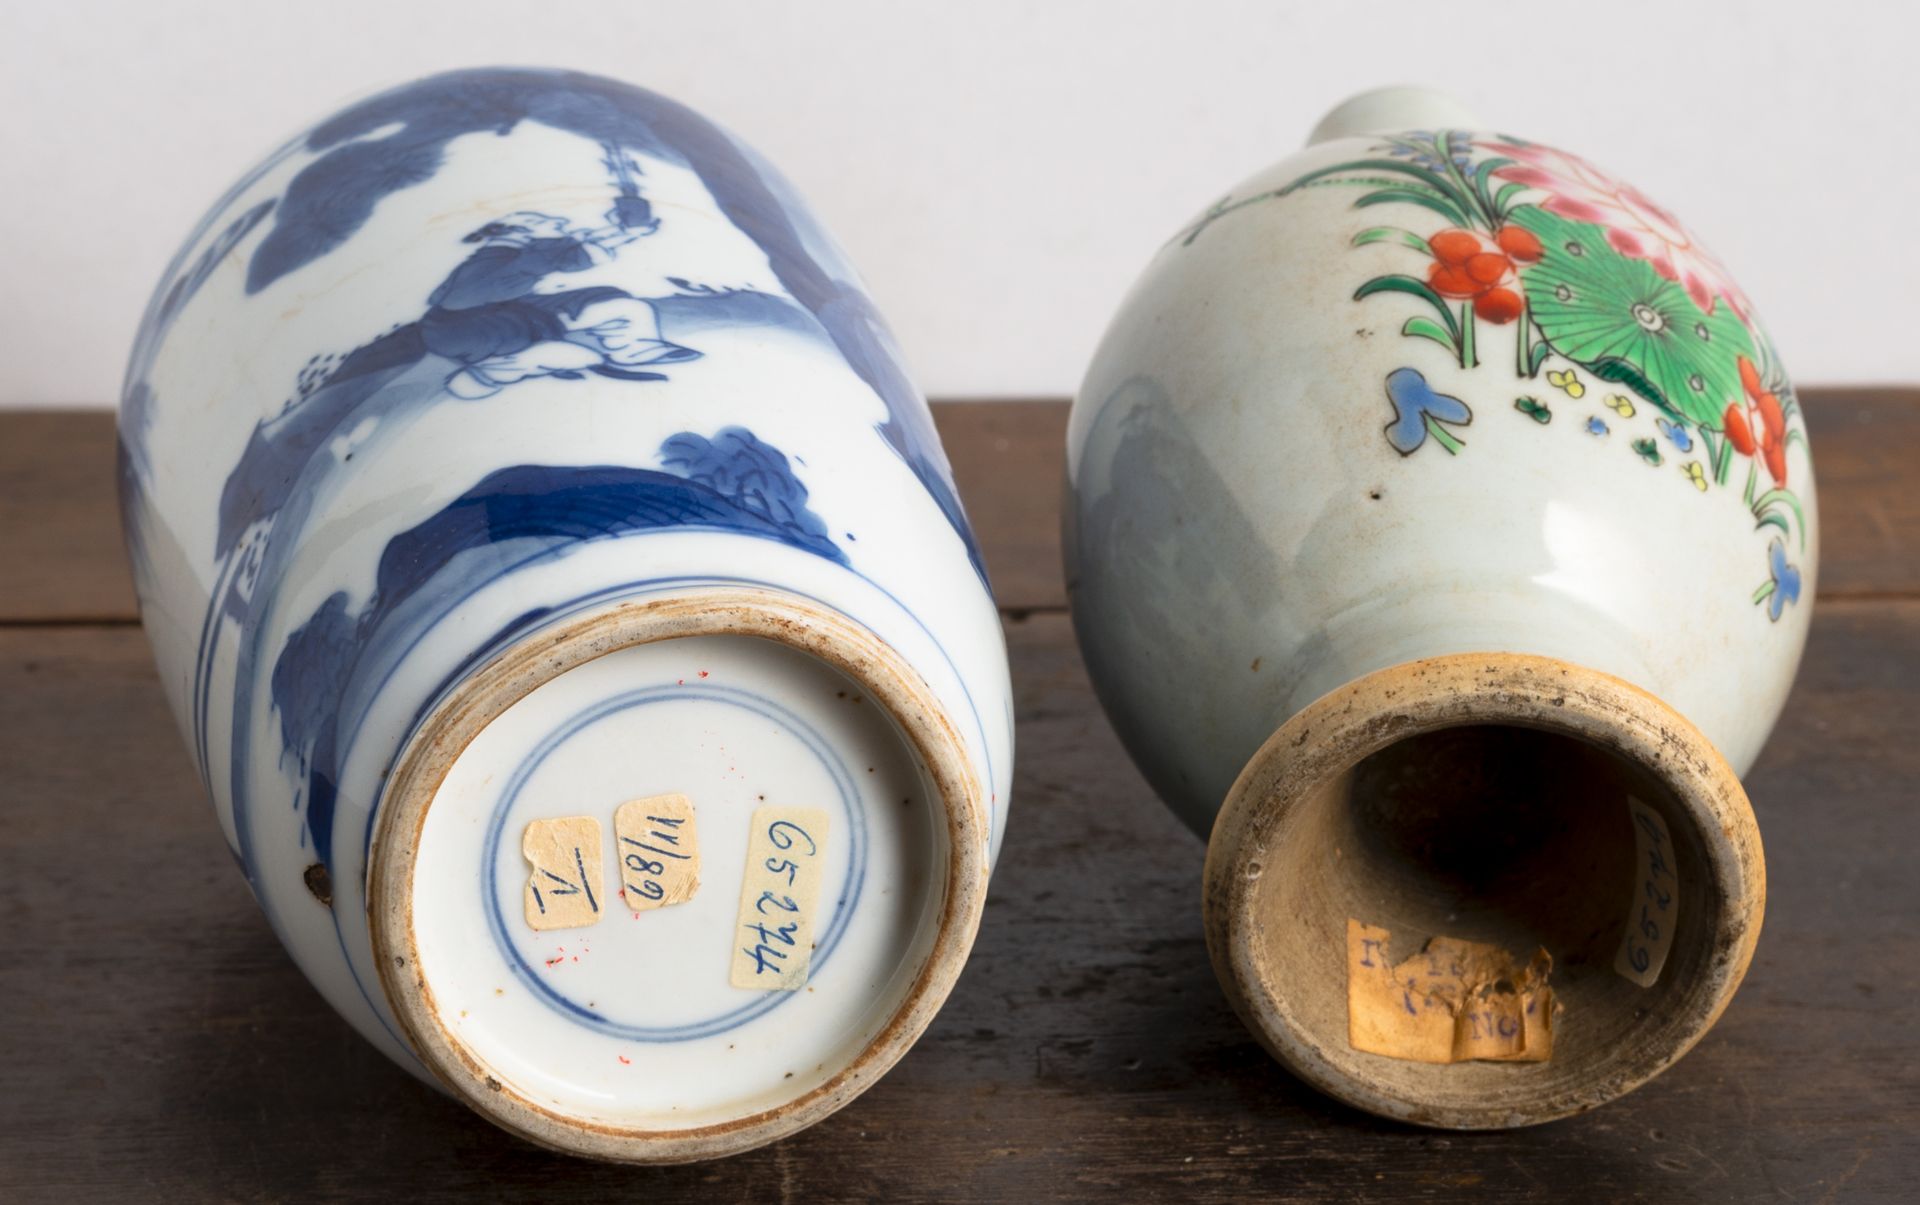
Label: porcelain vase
xmin=117 ymin=67 xmax=1012 ymax=1162
xmin=1063 ymin=87 xmax=1815 ymax=1127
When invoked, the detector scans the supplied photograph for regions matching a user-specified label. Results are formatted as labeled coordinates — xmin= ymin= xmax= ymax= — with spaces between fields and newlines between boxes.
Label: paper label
xmin=1347 ymin=919 xmax=1557 ymax=1064
xmin=522 ymin=816 xmax=604 ymax=931
xmin=1614 ymin=795 xmax=1678 ymax=987
xmin=614 ymin=794 xmax=700 ymax=910
xmin=729 ymin=807 xmax=830 ymax=992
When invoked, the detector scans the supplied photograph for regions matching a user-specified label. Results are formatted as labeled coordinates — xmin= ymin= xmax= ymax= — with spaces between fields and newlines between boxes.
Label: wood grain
xmin=0 ymin=411 xmax=136 ymax=622
xmin=0 ymin=609 xmax=1914 ymax=1200
xmin=0 ymin=401 xmax=1915 ymax=1200
xmin=2 ymin=390 xmax=1910 ymax=619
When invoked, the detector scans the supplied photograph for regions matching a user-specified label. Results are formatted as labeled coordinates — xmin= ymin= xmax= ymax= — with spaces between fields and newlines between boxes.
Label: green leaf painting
xmin=1510 ymin=207 xmax=1754 ymax=429
xmin=1173 ymin=127 xmax=1811 ymax=623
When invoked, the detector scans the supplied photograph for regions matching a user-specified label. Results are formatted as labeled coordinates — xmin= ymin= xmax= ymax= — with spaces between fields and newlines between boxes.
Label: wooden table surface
xmin=2 ymin=397 xmax=1915 ymax=1202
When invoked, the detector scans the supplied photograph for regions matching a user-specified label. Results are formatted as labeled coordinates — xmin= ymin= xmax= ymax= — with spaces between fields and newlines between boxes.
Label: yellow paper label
xmin=522 ymin=816 xmax=604 ymax=931
xmin=613 ymin=794 xmax=700 ymax=910
xmin=1614 ymin=795 xmax=1678 ymax=987
xmin=729 ymin=807 xmax=830 ymax=992
xmin=1347 ymin=919 xmax=1557 ymax=1064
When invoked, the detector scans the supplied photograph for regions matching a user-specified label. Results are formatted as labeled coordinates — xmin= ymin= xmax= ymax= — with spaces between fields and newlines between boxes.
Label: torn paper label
xmin=1347 ymin=918 xmax=1558 ymax=1064
xmin=523 ymin=816 xmax=604 ymax=931
xmin=730 ymin=807 xmax=830 ymax=991
xmin=1614 ymin=795 xmax=1678 ymax=987
xmin=614 ymin=794 xmax=700 ymax=910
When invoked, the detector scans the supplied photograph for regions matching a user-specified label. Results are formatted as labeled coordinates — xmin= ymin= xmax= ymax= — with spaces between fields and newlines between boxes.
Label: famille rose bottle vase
xmin=117 ymin=68 xmax=1012 ymax=1161
xmin=1065 ymin=88 xmax=1815 ymax=1127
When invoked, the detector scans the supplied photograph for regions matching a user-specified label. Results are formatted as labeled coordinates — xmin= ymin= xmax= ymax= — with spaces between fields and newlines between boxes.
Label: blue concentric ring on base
xmin=479 ymin=680 xmax=868 ymax=1042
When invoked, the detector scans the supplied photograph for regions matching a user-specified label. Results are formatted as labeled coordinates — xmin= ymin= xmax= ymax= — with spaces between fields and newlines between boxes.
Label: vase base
xmin=1203 ymin=652 xmax=1764 ymax=1129
xmin=369 ymin=586 xmax=988 ymax=1162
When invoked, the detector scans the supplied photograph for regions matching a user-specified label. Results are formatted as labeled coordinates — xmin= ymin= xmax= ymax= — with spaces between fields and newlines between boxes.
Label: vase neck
xmin=1307 ymin=86 xmax=1485 ymax=145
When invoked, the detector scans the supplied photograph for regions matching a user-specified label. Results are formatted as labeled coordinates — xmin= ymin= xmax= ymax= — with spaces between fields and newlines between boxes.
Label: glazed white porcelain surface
xmin=407 ymin=633 xmax=943 ymax=1123
xmin=1066 ymin=88 xmax=1816 ymax=837
xmin=117 ymin=68 xmax=1011 ymax=1143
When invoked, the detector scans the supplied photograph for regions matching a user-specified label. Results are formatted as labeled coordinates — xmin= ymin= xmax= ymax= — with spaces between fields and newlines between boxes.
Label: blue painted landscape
xmin=273 ymin=427 xmax=844 ymax=861
xmin=112 ymin=68 xmax=989 ymax=905
xmin=125 ymin=67 xmax=977 ymax=575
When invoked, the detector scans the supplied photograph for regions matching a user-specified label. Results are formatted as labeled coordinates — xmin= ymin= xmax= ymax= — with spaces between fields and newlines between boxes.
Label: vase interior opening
xmin=1249 ymin=720 xmax=1733 ymax=1122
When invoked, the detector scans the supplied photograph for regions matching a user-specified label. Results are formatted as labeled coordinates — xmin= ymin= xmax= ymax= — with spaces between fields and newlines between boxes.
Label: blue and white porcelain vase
xmin=118 ymin=67 xmax=1012 ymax=1162
xmin=1065 ymin=88 xmax=1814 ymax=1127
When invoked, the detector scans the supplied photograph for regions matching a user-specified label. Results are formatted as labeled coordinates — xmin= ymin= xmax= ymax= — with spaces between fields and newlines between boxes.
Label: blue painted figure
xmin=432 ymin=204 xmax=700 ymax=400
xmin=114 ymin=68 xmax=997 ymax=881
xmin=116 ymin=69 xmax=1012 ymax=1159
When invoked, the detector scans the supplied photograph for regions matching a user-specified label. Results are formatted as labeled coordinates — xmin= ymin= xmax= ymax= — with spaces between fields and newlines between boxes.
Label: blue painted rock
xmin=1064 ymin=88 xmax=1813 ymax=1127
xmin=118 ymin=68 xmax=1011 ymax=1161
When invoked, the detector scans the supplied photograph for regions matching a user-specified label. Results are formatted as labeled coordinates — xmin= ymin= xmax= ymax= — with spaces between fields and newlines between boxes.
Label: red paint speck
xmin=698 ymin=670 xmax=710 ymax=678
xmin=618 ymin=1055 xmax=631 ymax=1065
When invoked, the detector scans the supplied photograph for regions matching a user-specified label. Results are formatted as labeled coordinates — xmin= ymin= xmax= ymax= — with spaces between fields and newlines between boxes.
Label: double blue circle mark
xmin=480 ymin=680 xmax=868 ymax=1041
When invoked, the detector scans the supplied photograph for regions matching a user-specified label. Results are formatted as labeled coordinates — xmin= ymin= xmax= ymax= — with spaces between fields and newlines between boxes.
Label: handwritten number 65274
xmin=764 ymin=857 xmax=800 ymax=885
xmin=755 ymin=889 xmax=799 ymax=916
xmin=768 ymin=820 xmax=816 ymax=856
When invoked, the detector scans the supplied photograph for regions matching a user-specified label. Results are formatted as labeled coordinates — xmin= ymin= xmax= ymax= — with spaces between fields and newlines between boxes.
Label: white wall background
xmin=2 ymin=0 xmax=1913 ymax=409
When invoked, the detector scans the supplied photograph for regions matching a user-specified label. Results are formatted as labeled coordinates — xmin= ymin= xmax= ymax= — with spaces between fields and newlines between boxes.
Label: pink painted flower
xmin=1478 ymin=138 xmax=1751 ymax=320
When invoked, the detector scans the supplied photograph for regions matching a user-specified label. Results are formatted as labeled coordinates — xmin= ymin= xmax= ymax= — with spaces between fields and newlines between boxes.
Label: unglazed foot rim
xmin=1202 ymin=653 xmax=1765 ymax=1130
xmin=368 ymin=586 xmax=989 ymax=1163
